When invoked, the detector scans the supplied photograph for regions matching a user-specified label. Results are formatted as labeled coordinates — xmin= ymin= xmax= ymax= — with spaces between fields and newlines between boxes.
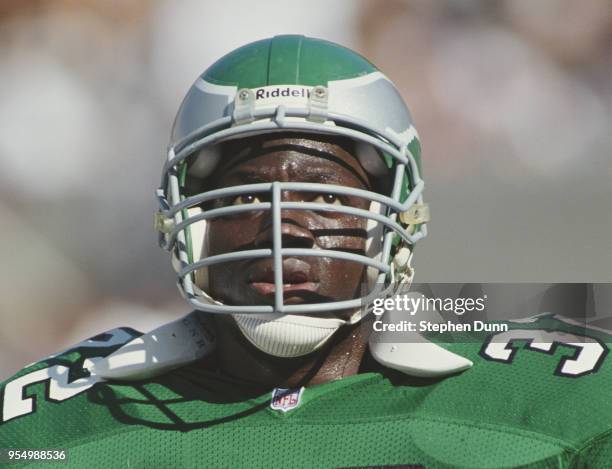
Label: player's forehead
xmin=217 ymin=132 xmax=370 ymax=187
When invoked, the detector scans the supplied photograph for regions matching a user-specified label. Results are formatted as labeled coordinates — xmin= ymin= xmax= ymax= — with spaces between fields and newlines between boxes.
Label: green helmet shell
xmin=204 ymin=35 xmax=377 ymax=88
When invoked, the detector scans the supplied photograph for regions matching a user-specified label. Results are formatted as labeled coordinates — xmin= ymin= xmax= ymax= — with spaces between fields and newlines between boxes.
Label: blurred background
xmin=1 ymin=0 xmax=611 ymax=378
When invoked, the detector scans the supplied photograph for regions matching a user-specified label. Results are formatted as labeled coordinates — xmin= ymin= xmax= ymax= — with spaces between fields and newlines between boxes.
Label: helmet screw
xmin=238 ymin=89 xmax=250 ymax=101
xmin=313 ymin=86 xmax=327 ymax=98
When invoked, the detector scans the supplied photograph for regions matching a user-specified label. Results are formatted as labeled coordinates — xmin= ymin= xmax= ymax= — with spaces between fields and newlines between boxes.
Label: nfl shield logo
xmin=270 ymin=387 xmax=304 ymax=412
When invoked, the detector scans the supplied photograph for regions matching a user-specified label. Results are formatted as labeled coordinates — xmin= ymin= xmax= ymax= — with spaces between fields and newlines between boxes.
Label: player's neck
xmin=282 ymin=322 xmax=371 ymax=388
xmin=210 ymin=316 xmax=372 ymax=390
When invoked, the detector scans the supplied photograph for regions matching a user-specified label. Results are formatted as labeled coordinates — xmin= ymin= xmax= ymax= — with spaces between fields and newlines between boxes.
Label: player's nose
xmin=254 ymin=219 xmax=315 ymax=249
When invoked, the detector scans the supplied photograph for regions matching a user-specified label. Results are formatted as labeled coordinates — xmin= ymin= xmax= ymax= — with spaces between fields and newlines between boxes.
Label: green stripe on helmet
xmin=407 ymin=136 xmax=422 ymax=175
xmin=379 ymin=134 xmax=421 ymax=204
xmin=203 ymin=35 xmax=377 ymax=88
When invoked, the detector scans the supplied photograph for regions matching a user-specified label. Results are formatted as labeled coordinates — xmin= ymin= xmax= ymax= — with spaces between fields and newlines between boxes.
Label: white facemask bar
xmin=157 ymin=104 xmax=428 ymax=315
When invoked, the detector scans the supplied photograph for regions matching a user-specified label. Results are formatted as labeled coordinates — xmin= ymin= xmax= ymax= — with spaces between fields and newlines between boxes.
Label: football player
xmin=1 ymin=35 xmax=611 ymax=468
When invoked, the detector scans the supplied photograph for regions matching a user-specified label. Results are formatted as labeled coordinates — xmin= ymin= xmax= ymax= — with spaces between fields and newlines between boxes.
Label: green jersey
xmin=1 ymin=314 xmax=611 ymax=468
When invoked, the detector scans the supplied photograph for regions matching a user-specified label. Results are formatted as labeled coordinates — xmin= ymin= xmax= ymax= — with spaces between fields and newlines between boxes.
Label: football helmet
xmin=155 ymin=35 xmax=429 ymax=355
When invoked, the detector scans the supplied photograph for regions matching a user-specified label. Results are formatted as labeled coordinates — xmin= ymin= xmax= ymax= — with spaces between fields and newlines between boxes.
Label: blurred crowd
xmin=1 ymin=0 xmax=611 ymax=378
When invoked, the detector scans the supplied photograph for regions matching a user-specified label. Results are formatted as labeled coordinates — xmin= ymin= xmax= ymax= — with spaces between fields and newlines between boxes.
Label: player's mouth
xmin=249 ymin=281 xmax=319 ymax=296
xmin=247 ymin=258 xmax=320 ymax=297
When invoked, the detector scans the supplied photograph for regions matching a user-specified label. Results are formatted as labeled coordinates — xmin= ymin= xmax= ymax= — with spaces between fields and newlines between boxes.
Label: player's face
xmin=203 ymin=135 xmax=371 ymax=319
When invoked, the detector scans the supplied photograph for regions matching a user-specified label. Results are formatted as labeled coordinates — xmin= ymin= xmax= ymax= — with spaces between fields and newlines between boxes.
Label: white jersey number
xmin=2 ymin=359 xmax=101 ymax=422
xmin=1 ymin=329 xmax=132 ymax=423
xmin=481 ymin=329 xmax=608 ymax=377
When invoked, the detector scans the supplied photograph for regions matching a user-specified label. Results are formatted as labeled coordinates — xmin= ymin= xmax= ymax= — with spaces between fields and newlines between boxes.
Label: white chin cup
xmin=233 ymin=313 xmax=346 ymax=358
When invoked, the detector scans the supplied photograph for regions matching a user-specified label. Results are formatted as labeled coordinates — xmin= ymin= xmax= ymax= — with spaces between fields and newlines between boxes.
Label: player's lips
xmin=247 ymin=258 xmax=319 ymax=296
xmin=250 ymin=281 xmax=319 ymax=295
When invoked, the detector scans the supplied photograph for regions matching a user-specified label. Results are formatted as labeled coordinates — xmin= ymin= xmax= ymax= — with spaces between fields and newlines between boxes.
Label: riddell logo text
xmin=255 ymin=87 xmax=311 ymax=99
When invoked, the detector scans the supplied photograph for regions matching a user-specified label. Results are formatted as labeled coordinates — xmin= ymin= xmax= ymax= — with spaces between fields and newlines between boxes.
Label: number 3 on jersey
xmin=480 ymin=328 xmax=609 ymax=377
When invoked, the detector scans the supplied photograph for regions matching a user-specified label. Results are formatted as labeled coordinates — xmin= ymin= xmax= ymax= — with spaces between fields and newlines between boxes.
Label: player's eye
xmin=313 ymin=193 xmax=342 ymax=205
xmin=231 ymin=194 xmax=261 ymax=205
